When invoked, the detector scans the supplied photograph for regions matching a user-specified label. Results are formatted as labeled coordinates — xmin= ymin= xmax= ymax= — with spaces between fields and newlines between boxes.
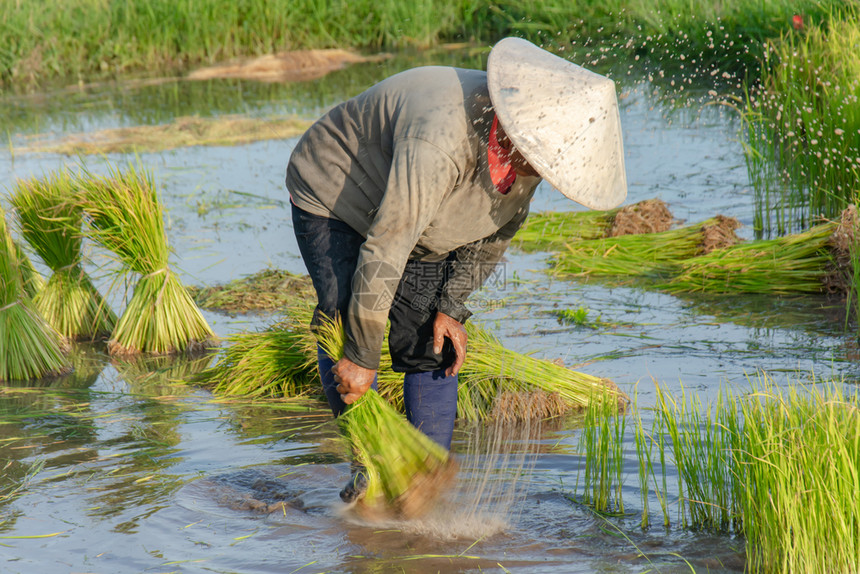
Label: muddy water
xmin=0 ymin=48 xmax=856 ymax=573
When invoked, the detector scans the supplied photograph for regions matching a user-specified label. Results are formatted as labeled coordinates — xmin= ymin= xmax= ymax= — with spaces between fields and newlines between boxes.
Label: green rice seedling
xmin=662 ymin=220 xmax=837 ymax=294
xmin=10 ymin=170 xmax=117 ymax=340
xmin=13 ymin=241 xmax=44 ymax=299
xmin=549 ymin=216 xmax=740 ymax=280
xmin=315 ymin=316 xmax=455 ymax=520
xmin=459 ymin=324 xmax=627 ymax=422
xmin=738 ymin=374 xmax=860 ymax=573
xmin=78 ymin=162 xmax=213 ymax=355
xmin=578 ymin=389 xmax=627 ymax=514
xmin=0 ymin=207 xmax=71 ymax=382
xmin=513 ymin=199 xmax=674 ymax=253
xmin=191 ymin=293 xmax=620 ymax=421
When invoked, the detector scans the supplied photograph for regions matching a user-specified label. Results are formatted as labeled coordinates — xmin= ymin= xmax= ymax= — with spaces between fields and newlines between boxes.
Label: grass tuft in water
xmin=78 ymin=162 xmax=213 ymax=355
xmin=192 ymin=299 xmax=321 ymax=399
xmin=743 ymin=7 xmax=860 ymax=235
xmin=0 ymin=207 xmax=71 ymax=382
xmin=10 ymin=169 xmax=117 ymax=340
xmin=188 ymin=269 xmax=315 ymax=314
xmin=580 ymin=372 xmax=860 ymax=572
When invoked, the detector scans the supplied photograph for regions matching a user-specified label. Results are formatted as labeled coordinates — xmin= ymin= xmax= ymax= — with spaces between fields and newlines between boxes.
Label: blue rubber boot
xmin=403 ymin=369 xmax=458 ymax=450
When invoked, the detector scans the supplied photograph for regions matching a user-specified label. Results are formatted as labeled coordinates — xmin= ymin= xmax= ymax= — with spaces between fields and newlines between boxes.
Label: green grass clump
xmin=316 ymin=317 xmax=454 ymax=519
xmin=192 ymin=294 xmax=622 ymax=421
xmin=0 ymin=207 xmax=71 ymax=382
xmin=10 ymin=169 xmax=116 ymax=340
xmin=577 ymin=372 xmax=859 ymax=572
xmin=662 ymin=219 xmax=838 ymax=294
xmin=78 ymin=163 xmax=213 ymax=355
xmin=514 ymin=209 xmax=620 ymax=253
xmin=188 ymin=268 xmax=315 ymax=314
xmin=744 ymin=7 xmax=860 ymax=235
xmin=549 ymin=216 xmax=740 ymax=280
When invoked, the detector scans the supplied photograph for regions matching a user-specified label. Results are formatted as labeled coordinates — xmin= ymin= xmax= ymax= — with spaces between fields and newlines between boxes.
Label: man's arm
xmin=338 ymin=140 xmax=459 ymax=376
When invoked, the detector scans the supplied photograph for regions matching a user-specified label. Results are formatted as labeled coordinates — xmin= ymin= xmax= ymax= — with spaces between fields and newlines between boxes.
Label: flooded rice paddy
xmin=1 ymin=48 xmax=856 ymax=573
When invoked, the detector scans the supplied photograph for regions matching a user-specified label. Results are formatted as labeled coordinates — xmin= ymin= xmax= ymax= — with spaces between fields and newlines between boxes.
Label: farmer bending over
xmin=285 ymin=37 xmax=627 ymax=502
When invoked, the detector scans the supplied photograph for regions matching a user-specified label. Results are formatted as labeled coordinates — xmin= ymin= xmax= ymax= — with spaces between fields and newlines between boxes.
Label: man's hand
xmin=332 ymin=357 xmax=377 ymax=405
xmin=433 ymin=312 xmax=468 ymax=376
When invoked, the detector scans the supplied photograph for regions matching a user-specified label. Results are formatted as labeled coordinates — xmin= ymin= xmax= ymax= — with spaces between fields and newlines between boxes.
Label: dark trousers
xmin=292 ymin=204 xmax=458 ymax=448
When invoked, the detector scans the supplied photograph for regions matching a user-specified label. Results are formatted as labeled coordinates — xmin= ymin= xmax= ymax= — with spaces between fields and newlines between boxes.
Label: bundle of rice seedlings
xmin=550 ymin=215 xmax=741 ymax=279
xmin=192 ymin=300 xmax=320 ymax=398
xmin=662 ymin=220 xmax=838 ymax=294
xmin=10 ymin=170 xmax=117 ymax=340
xmin=0 ymin=207 xmax=71 ymax=382
xmin=316 ymin=317 xmax=455 ymax=520
xmin=13 ymin=241 xmax=45 ymax=299
xmin=513 ymin=199 xmax=674 ymax=252
xmin=78 ymin=163 xmax=213 ymax=355
xmin=458 ymin=324 xmax=627 ymax=422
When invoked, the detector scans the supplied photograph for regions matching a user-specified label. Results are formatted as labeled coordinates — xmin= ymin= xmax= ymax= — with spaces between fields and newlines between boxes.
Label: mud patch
xmin=20 ymin=115 xmax=311 ymax=155
xmin=607 ymin=198 xmax=674 ymax=237
xmin=187 ymin=49 xmax=391 ymax=83
xmin=183 ymin=468 xmax=317 ymax=516
xmin=700 ymin=215 xmax=742 ymax=253
xmin=188 ymin=268 xmax=315 ymax=313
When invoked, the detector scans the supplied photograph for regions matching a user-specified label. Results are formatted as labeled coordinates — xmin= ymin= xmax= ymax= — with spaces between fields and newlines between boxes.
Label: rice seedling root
xmin=700 ymin=215 xmax=742 ymax=253
xmin=608 ymin=198 xmax=674 ymax=237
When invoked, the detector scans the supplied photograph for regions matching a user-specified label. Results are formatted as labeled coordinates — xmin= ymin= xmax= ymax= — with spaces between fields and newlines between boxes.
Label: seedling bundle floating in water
xmin=78 ymin=163 xmax=213 ymax=355
xmin=10 ymin=169 xmax=116 ymax=340
xmin=550 ymin=215 xmax=741 ymax=279
xmin=514 ymin=198 xmax=674 ymax=253
xmin=0 ymin=207 xmax=71 ymax=382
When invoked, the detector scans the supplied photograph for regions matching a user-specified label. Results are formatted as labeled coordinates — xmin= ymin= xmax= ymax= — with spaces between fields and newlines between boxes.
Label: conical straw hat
xmin=488 ymin=37 xmax=628 ymax=210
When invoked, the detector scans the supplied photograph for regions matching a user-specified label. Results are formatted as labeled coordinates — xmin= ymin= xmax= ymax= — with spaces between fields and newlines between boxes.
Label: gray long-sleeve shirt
xmin=286 ymin=66 xmax=540 ymax=369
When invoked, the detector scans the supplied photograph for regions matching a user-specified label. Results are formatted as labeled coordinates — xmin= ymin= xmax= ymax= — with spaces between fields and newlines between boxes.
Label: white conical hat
xmin=487 ymin=37 xmax=628 ymax=210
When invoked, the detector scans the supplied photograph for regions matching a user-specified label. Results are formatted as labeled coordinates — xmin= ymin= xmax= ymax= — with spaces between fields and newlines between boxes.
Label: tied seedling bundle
xmin=193 ymin=300 xmax=320 ymax=398
xmin=10 ymin=170 xmax=116 ymax=340
xmin=193 ymin=297 xmax=405 ymax=405
xmin=459 ymin=324 xmax=627 ymax=422
xmin=316 ymin=317 xmax=455 ymax=520
xmin=14 ymin=240 xmax=44 ymax=299
xmin=79 ymin=163 xmax=213 ymax=355
xmin=662 ymin=220 xmax=838 ymax=294
xmin=193 ymin=297 xmax=623 ymax=422
xmin=0 ymin=207 xmax=70 ymax=382
xmin=550 ymin=215 xmax=740 ymax=280
xmin=515 ymin=198 xmax=674 ymax=253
